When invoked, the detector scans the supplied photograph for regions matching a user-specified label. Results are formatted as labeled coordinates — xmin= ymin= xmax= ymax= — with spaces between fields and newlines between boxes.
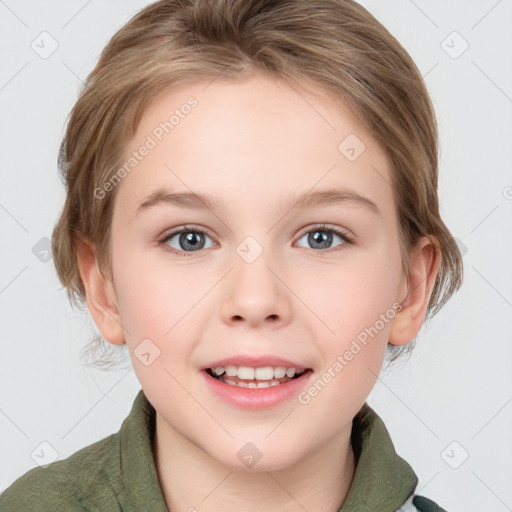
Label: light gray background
xmin=1 ymin=1 xmax=511 ymax=510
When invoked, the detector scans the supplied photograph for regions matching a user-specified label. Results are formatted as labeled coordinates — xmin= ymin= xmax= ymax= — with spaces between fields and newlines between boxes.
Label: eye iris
xmin=180 ymin=231 xmax=205 ymax=251
xmin=309 ymin=230 xmax=332 ymax=249
xmin=171 ymin=228 xmax=340 ymax=253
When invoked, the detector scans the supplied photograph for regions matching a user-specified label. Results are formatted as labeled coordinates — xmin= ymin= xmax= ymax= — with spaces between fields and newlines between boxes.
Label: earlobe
xmin=389 ymin=237 xmax=441 ymax=346
xmin=75 ymin=235 xmax=125 ymax=345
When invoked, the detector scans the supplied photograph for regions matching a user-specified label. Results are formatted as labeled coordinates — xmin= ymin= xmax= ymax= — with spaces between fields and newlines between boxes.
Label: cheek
xmin=301 ymin=248 xmax=401 ymax=342
xmin=294 ymin=255 xmax=399 ymax=423
xmin=117 ymin=277 xmax=174 ymax=338
xmin=112 ymin=247 xmax=193 ymax=335
xmin=111 ymin=251 xmax=212 ymax=378
xmin=112 ymin=259 xmax=199 ymax=396
xmin=296 ymin=245 xmax=402 ymax=408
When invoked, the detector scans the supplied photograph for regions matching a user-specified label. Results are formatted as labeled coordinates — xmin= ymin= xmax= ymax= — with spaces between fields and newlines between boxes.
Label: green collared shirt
xmin=0 ymin=390 xmax=446 ymax=511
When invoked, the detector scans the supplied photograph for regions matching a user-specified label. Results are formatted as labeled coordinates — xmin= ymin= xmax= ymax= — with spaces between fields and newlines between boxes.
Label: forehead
xmin=113 ymin=74 xmax=394 ymax=219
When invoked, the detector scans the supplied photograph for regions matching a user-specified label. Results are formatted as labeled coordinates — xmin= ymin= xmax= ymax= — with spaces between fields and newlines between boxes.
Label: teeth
xmin=209 ymin=365 xmax=306 ymax=381
xmin=254 ymin=367 xmax=274 ymax=380
xmin=273 ymin=367 xmax=287 ymax=378
xmin=237 ymin=366 xmax=255 ymax=380
xmin=225 ymin=365 xmax=237 ymax=377
xmin=225 ymin=379 xmax=275 ymax=389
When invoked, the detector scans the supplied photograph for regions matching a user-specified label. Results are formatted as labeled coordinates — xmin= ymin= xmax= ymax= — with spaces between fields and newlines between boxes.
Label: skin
xmin=76 ymin=73 xmax=440 ymax=512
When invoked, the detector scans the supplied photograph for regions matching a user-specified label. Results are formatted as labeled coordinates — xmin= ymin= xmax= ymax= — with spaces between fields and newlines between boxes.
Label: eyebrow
xmin=135 ymin=187 xmax=380 ymax=216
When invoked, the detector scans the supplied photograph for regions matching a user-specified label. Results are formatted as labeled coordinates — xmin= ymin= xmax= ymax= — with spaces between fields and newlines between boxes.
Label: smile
xmin=202 ymin=363 xmax=313 ymax=409
xmin=206 ymin=365 xmax=309 ymax=388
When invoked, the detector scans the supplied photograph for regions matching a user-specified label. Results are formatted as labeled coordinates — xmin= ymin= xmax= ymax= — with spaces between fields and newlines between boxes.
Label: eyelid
xmin=158 ymin=222 xmax=354 ymax=256
xmin=295 ymin=223 xmax=354 ymax=244
xmin=158 ymin=224 xmax=218 ymax=244
xmin=159 ymin=223 xmax=352 ymax=242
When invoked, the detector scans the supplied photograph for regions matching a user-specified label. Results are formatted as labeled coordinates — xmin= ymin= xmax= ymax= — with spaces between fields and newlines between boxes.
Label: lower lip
xmin=201 ymin=370 xmax=313 ymax=410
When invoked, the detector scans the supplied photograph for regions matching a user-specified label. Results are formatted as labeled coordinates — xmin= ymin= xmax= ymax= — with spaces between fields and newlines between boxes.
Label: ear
xmin=75 ymin=234 xmax=125 ymax=345
xmin=389 ymin=236 xmax=441 ymax=346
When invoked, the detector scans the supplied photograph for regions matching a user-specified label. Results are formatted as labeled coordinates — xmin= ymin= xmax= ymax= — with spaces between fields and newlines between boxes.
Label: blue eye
xmin=159 ymin=224 xmax=353 ymax=257
xmin=159 ymin=226 xmax=216 ymax=256
xmin=296 ymin=225 xmax=352 ymax=251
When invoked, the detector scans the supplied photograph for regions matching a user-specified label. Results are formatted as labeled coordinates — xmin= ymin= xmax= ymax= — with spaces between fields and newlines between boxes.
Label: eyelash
xmin=158 ymin=224 xmax=354 ymax=257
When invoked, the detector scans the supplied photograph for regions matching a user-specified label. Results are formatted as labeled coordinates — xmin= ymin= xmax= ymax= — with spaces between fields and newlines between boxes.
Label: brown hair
xmin=52 ymin=0 xmax=463 ymax=366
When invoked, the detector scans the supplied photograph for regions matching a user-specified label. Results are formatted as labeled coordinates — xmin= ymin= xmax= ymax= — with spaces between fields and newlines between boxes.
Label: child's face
xmin=104 ymin=74 xmax=410 ymax=469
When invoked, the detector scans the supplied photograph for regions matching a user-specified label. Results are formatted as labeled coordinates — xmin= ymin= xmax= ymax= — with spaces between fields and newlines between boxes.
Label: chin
xmin=205 ymin=439 xmax=307 ymax=473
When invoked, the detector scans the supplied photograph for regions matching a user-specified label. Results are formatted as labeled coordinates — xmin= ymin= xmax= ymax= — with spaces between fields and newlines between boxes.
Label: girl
xmin=1 ymin=0 xmax=463 ymax=510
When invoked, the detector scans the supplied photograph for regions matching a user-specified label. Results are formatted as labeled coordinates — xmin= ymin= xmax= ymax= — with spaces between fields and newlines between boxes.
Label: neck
xmin=153 ymin=413 xmax=356 ymax=512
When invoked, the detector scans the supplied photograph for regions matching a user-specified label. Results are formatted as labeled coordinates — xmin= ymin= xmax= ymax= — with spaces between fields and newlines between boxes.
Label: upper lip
xmin=202 ymin=355 xmax=310 ymax=371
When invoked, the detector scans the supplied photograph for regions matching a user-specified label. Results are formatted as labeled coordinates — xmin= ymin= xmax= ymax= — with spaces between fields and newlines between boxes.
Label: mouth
xmin=204 ymin=365 xmax=312 ymax=389
xmin=201 ymin=358 xmax=314 ymax=409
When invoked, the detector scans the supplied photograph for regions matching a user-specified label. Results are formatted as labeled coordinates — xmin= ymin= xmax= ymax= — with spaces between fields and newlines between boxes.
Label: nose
xmin=219 ymin=245 xmax=292 ymax=329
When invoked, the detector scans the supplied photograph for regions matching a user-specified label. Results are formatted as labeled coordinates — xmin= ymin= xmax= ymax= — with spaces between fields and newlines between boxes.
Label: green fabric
xmin=340 ymin=403 xmax=418 ymax=511
xmin=0 ymin=389 xmax=419 ymax=511
xmin=0 ymin=390 xmax=168 ymax=512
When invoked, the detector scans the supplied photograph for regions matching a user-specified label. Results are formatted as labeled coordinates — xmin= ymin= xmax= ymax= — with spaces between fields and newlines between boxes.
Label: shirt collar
xmin=339 ymin=402 xmax=418 ymax=511
xmin=116 ymin=391 xmax=417 ymax=511
xmin=116 ymin=389 xmax=168 ymax=511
